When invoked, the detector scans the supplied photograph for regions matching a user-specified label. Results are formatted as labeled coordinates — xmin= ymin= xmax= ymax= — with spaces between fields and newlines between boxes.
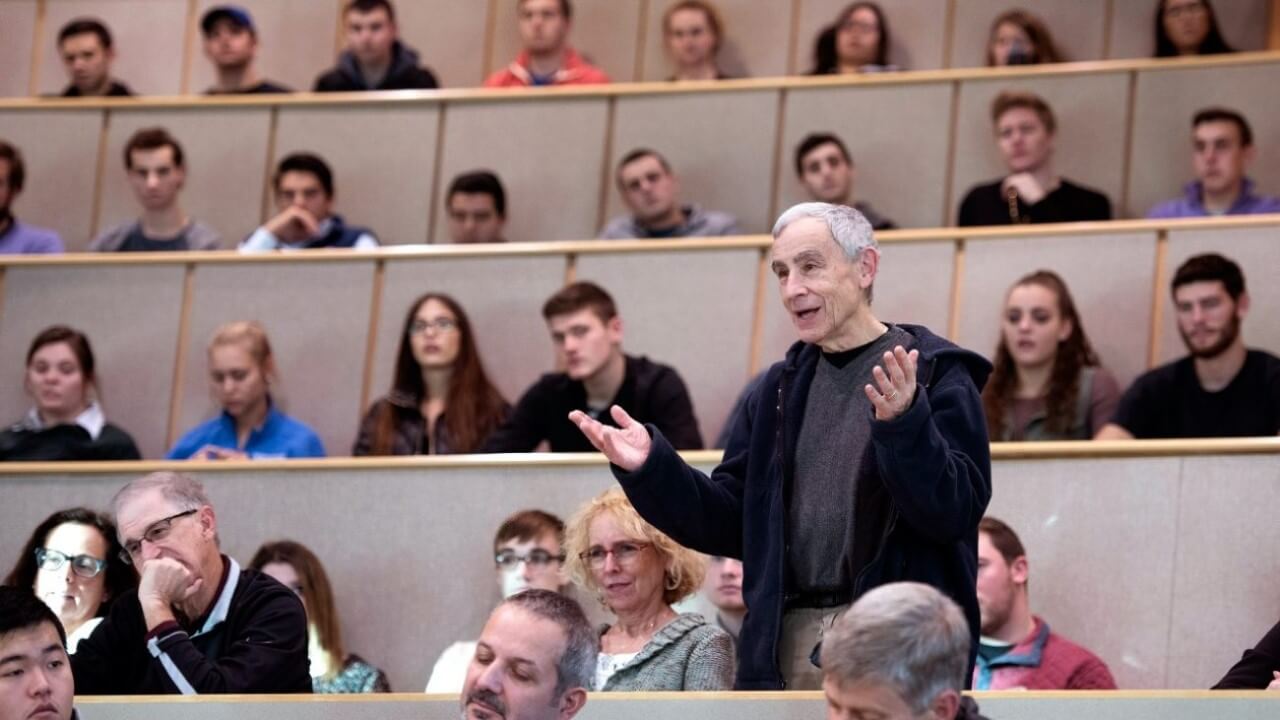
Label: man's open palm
xmin=568 ymin=405 xmax=652 ymax=471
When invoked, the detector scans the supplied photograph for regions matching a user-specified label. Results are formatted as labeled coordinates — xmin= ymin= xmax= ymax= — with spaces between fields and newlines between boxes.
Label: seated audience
xmin=974 ymin=517 xmax=1116 ymax=689
xmin=1214 ymin=619 xmax=1280 ymax=689
xmin=0 ymin=326 xmax=141 ymax=461
xmin=482 ymin=282 xmax=703 ymax=452
xmin=1099 ymin=253 xmax=1279 ymax=439
xmin=354 ymin=293 xmax=509 ymax=455
xmin=1156 ymin=0 xmax=1234 ymax=57
xmin=958 ymin=91 xmax=1112 ymax=226
xmin=427 ymin=509 xmax=568 ymax=692
xmin=446 ymin=171 xmax=508 ymax=244
xmin=250 ymin=540 xmax=390 ymax=693
xmin=663 ymin=1 xmax=730 ymax=81
xmin=200 ymin=6 xmax=291 ymax=95
xmin=700 ymin=556 xmax=744 ymax=648
xmin=461 ymin=589 xmax=595 ymax=720
xmin=57 ymin=19 xmax=133 ymax=97
xmin=0 ymin=586 xmax=78 ymax=720
xmin=565 ymin=487 xmax=733 ymax=690
xmin=0 ymin=141 xmax=63 ymax=254
xmin=1148 ymin=108 xmax=1280 ymax=218
xmin=240 ymin=153 xmax=378 ymax=251
xmin=314 ymin=0 xmax=438 ymax=91
xmin=3 ymin=508 xmax=135 ymax=653
xmin=71 ymin=472 xmax=311 ymax=693
xmin=821 ymin=582 xmax=989 ymax=720
xmin=167 ymin=321 xmax=325 ymax=460
xmin=809 ymin=2 xmax=898 ymax=75
xmin=986 ymin=8 xmax=1062 ymax=66
xmin=982 ymin=270 xmax=1120 ymax=441
xmin=794 ymin=132 xmax=896 ymax=230
xmin=600 ymin=149 xmax=739 ymax=239
xmin=485 ymin=0 xmax=610 ymax=87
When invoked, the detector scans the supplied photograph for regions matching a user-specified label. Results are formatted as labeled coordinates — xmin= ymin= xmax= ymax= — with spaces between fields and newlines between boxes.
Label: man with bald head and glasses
xmin=71 ymin=471 xmax=310 ymax=694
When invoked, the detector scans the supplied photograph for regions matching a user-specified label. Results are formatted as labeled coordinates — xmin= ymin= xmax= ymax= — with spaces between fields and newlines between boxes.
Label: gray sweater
xmin=599 ymin=613 xmax=735 ymax=691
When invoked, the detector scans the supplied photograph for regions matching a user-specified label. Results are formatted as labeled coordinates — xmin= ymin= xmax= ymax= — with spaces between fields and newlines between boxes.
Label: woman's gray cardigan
xmin=600 ymin=613 xmax=735 ymax=691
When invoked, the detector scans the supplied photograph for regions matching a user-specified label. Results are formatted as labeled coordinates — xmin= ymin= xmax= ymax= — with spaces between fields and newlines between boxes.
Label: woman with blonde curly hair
xmin=564 ymin=487 xmax=733 ymax=691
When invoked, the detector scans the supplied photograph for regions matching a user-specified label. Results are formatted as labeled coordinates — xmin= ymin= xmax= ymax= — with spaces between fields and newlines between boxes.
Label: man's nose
xmin=27 ymin=666 xmax=54 ymax=698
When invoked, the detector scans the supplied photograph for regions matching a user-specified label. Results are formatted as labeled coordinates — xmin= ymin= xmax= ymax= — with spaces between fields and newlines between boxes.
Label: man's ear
xmin=558 ymin=687 xmax=588 ymax=719
xmin=928 ymin=690 xmax=960 ymax=720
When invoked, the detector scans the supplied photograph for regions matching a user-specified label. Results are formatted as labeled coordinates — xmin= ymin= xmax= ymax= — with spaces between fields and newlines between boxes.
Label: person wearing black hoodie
xmin=313 ymin=0 xmax=439 ymax=92
xmin=570 ymin=202 xmax=992 ymax=691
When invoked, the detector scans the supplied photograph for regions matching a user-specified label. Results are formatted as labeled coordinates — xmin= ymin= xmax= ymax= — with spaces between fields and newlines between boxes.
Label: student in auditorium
xmin=808 ymin=2 xmax=899 ymax=75
xmin=482 ymin=281 xmax=703 ymax=452
xmin=986 ymin=8 xmax=1063 ymax=66
xmin=1148 ymin=107 xmax=1280 ymax=218
xmin=0 ymin=141 xmax=63 ymax=254
xmin=565 ymin=487 xmax=734 ymax=691
xmin=663 ymin=1 xmax=731 ymax=82
xmin=794 ymin=132 xmax=896 ymax=230
xmin=167 ymin=321 xmax=325 ymax=460
xmin=1214 ymin=619 xmax=1280 ymax=689
xmin=700 ymin=555 xmax=744 ymax=649
xmin=314 ymin=0 xmax=438 ymax=91
xmin=250 ymin=540 xmax=390 ymax=693
xmin=0 ymin=326 xmax=141 ymax=461
xmin=445 ymin=171 xmax=509 ymax=244
xmin=354 ymin=293 xmax=509 ymax=455
xmin=4 ymin=508 xmax=136 ymax=653
xmin=91 ymin=128 xmax=221 ymax=252
xmin=0 ymin=587 xmax=79 ymax=720
xmin=1098 ymin=253 xmax=1280 ymax=439
xmin=240 ymin=153 xmax=379 ymax=251
xmin=982 ymin=270 xmax=1120 ymax=441
xmin=1156 ymin=0 xmax=1235 ymax=57
xmin=56 ymin=18 xmax=133 ymax=97
xmin=599 ymin=148 xmax=740 ymax=239
xmin=957 ymin=91 xmax=1112 ymax=226
xmin=485 ymin=0 xmax=610 ymax=87
xmin=426 ymin=509 xmax=569 ymax=692
xmin=200 ymin=5 xmax=291 ymax=95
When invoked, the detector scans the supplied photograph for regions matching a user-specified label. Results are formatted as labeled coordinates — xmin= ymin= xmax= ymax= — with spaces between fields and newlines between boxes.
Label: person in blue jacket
xmin=167 ymin=321 xmax=324 ymax=460
xmin=571 ymin=203 xmax=991 ymax=691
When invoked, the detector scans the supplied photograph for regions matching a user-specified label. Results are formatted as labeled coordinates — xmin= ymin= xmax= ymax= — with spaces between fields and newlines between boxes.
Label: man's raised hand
xmin=568 ymin=405 xmax=652 ymax=471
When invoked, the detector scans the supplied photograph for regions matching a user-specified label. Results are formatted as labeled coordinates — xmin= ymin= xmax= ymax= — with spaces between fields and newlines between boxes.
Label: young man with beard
xmin=1099 ymin=253 xmax=1280 ymax=439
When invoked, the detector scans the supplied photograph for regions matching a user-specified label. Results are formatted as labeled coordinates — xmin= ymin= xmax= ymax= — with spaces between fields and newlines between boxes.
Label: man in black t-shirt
xmin=1098 ymin=253 xmax=1280 ymax=439
xmin=200 ymin=6 xmax=291 ymax=95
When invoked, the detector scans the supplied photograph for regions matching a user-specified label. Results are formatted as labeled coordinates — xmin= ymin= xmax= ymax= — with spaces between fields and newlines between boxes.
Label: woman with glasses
xmin=3 ymin=508 xmax=136 ymax=652
xmin=249 ymin=540 xmax=390 ymax=693
xmin=808 ymin=2 xmax=898 ymax=75
xmin=354 ymin=293 xmax=509 ymax=455
xmin=1155 ymin=0 xmax=1235 ymax=57
xmin=565 ymin=488 xmax=733 ymax=691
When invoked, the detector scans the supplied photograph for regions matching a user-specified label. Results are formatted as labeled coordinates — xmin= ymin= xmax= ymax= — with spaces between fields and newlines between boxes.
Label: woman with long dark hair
xmin=1155 ymin=0 xmax=1234 ymax=57
xmin=986 ymin=8 xmax=1063 ymax=66
xmin=353 ymin=293 xmax=508 ymax=455
xmin=809 ymin=2 xmax=897 ymax=75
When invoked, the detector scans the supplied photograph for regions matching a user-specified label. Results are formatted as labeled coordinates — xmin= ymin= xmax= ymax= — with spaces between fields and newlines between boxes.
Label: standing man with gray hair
xmin=71 ymin=472 xmax=310 ymax=694
xmin=571 ymin=202 xmax=991 ymax=690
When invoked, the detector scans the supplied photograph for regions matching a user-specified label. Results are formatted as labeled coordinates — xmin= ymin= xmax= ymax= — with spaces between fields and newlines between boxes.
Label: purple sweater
xmin=0 ymin=220 xmax=64 ymax=254
xmin=1147 ymin=178 xmax=1280 ymax=218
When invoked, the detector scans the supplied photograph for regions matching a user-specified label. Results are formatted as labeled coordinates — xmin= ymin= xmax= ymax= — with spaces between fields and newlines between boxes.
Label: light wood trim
xmin=785 ymin=0 xmax=804 ymax=76
xmin=1271 ymin=0 xmax=1280 ymax=49
xmin=940 ymin=80 xmax=961 ymax=225
xmin=358 ymin=260 xmax=386 ymax=415
xmin=179 ymin=0 xmax=197 ymax=95
xmin=766 ymin=88 xmax=788 ymax=224
xmin=595 ymin=96 xmax=618 ymax=235
xmin=633 ymin=0 xmax=651 ymax=83
xmin=28 ymin=0 xmax=46 ymax=96
xmin=1117 ymin=69 xmax=1138 ymax=216
xmin=333 ymin=0 xmax=346 ymax=56
xmin=481 ymin=0 xmax=499 ymax=80
xmin=940 ymin=0 xmax=957 ymax=69
xmin=1147 ymin=229 xmax=1170 ymax=368
xmin=424 ymin=101 xmax=449 ymax=243
xmin=0 ymin=267 xmax=6 ymax=323
xmin=946 ymin=239 xmax=964 ymax=341
xmin=1101 ymin=0 xmax=1116 ymax=59
xmin=563 ymin=253 xmax=577 ymax=284
xmin=164 ymin=263 xmax=197 ymax=450
xmin=259 ymin=107 xmax=280 ymax=223
xmin=747 ymin=248 xmax=770 ymax=375
xmin=87 ymin=111 xmax=112 ymax=241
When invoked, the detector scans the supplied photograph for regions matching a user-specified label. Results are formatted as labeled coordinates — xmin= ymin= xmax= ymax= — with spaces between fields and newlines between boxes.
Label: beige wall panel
xmin=608 ymin=90 xmax=778 ymax=235
xmin=177 ymin=262 xmax=375 ymax=457
xmin=434 ymin=98 xmax=607 ymax=243
xmin=0 ymin=265 xmax=184 ymax=459
xmin=274 ymin=105 xmax=439 ymax=245
xmin=639 ymin=0 xmax=792 ymax=81
xmin=488 ymin=0 xmax=641 ymax=82
xmin=575 ymin=248 xmax=758 ymax=445
xmin=38 ymin=0 xmax=188 ymax=96
xmin=97 ymin=108 xmax=271 ymax=247
xmin=951 ymin=73 xmax=1129 ymax=220
xmin=0 ymin=0 xmax=37 ymax=96
xmin=948 ymin=0 xmax=1107 ymax=68
xmin=0 ymin=110 xmax=101 ymax=250
xmin=793 ymin=0 xmax=947 ymax=73
xmin=777 ymin=83 xmax=954 ymax=228
xmin=1129 ymin=63 xmax=1280 ymax=220
xmin=188 ymin=0 xmax=336 ymax=93
xmin=986 ymin=456 xmax=1183 ymax=689
xmin=397 ymin=0 xmax=489 ymax=88
xmin=1107 ymin=0 xmax=1269 ymax=58
xmin=1159 ymin=226 xmax=1280 ymax=363
xmin=958 ymin=232 xmax=1157 ymax=388
xmin=367 ymin=256 xmax=569 ymax=431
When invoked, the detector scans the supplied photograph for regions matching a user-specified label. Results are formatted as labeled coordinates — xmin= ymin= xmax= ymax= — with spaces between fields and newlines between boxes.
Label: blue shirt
xmin=0 ymin=220 xmax=64 ymax=254
xmin=1147 ymin=178 xmax=1280 ymax=218
xmin=166 ymin=406 xmax=325 ymax=460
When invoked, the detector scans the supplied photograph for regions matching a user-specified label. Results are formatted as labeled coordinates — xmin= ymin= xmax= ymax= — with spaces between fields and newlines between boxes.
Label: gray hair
xmin=502 ymin=589 xmax=598 ymax=698
xmin=821 ymin=582 xmax=970 ymax=714
xmin=771 ymin=202 xmax=877 ymax=261
xmin=112 ymin=471 xmax=212 ymax=518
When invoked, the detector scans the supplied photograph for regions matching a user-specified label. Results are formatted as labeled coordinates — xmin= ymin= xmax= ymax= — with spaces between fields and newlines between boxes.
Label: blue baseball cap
xmin=201 ymin=5 xmax=255 ymax=36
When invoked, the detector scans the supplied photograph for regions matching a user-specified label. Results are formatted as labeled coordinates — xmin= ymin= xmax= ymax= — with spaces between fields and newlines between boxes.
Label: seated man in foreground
xmin=0 ymin=586 xmax=77 ymax=720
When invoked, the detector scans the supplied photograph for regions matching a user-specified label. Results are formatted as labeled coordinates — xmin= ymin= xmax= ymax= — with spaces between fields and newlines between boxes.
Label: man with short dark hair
xmin=0 ymin=587 xmax=77 ymax=720
xmin=1098 ymin=253 xmax=1280 ymax=439
xmin=1148 ymin=107 xmax=1280 ymax=218
xmin=600 ymin=148 xmax=739 ymax=239
xmin=447 ymin=171 xmax=508 ymax=244
xmin=0 ymin=141 xmax=63 ymax=254
xmin=795 ymin=133 xmax=896 ymax=230
xmin=90 ymin=128 xmax=221 ymax=252
xmin=201 ymin=6 xmax=291 ymax=95
xmin=240 ymin=153 xmax=379 ymax=251
xmin=483 ymin=281 xmax=703 ymax=451
xmin=701 ymin=556 xmax=745 ymax=648
xmin=314 ymin=0 xmax=439 ymax=91
xmin=57 ymin=19 xmax=133 ymax=97
xmin=485 ymin=0 xmax=609 ymax=87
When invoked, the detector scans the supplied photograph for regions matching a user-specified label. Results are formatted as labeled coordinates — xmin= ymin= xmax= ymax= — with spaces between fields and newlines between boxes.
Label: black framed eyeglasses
xmin=35 ymin=548 xmax=107 ymax=579
xmin=578 ymin=541 xmax=651 ymax=569
xmin=118 ymin=509 xmax=199 ymax=564
xmin=495 ymin=548 xmax=565 ymax=569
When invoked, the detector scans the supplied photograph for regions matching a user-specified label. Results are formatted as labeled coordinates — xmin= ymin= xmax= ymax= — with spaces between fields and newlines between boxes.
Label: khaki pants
xmin=778 ymin=604 xmax=850 ymax=690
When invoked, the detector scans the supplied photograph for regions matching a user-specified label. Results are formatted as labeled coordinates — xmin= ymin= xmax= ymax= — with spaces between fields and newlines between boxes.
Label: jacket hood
xmin=781 ymin=323 xmax=992 ymax=391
